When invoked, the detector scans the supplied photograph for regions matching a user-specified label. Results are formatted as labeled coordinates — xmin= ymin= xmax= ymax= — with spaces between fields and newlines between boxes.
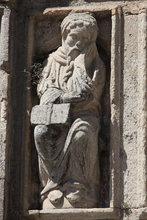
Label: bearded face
xmin=62 ymin=22 xmax=90 ymax=60
xmin=61 ymin=13 xmax=98 ymax=62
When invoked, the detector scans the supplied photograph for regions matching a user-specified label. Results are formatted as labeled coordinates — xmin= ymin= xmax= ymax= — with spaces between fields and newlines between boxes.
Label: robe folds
xmin=34 ymin=46 xmax=105 ymax=207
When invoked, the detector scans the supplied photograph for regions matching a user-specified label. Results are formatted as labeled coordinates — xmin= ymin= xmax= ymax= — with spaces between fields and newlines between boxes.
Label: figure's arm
xmin=92 ymin=59 xmax=106 ymax=99
xmin=37 ymin=56 xmax=54 ymax=98
xmin=37 ymin=55 xmax=64 ymax=105
xmin=61 ymin=92 xmax=86 ymax=103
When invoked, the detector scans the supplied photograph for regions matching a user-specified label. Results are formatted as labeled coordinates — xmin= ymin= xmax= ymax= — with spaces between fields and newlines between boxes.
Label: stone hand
xmin=81 ymin=81 xmax=93 ymax=93
xmin=84 ymin=43 xmax=97 ymax=67
xmin=74 ymin=42 xmax=96 ymax=69
xmin=62 ymin=92 xmax=86 ymax=103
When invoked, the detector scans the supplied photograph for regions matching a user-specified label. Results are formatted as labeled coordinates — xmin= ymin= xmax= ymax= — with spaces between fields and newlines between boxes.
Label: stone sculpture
xmin=31 ymin=12 xmax=105 ymax=209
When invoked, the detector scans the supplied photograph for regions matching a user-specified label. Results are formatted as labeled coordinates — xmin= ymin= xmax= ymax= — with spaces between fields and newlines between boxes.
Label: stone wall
xmin=0 ymin=0 xmax=146 ymax=220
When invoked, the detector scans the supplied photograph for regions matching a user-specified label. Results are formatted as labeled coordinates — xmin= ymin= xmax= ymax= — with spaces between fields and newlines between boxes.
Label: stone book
xmin=31 ymin=103 xmax=71 ymax=125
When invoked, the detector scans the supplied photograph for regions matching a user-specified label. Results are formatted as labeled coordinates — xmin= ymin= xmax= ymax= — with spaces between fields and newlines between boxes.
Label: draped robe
xmin=34 ymin=45 xmax=105 ymax=207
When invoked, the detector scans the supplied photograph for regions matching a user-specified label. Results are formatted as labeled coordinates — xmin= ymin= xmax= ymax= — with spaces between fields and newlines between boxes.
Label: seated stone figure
xmin=33 ymin=12 xmax=105 ymax=209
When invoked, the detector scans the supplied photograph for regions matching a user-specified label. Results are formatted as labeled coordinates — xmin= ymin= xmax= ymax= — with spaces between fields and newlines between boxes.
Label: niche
xmin=28 ymin=10 xmax=111 ymax=210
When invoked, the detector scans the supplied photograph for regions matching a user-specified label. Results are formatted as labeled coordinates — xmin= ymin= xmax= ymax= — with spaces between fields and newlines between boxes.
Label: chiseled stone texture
xmin=122 ymin=14 xmax=139 ymax=208
xmin=0 ymin=6 xmax=10 ymax=220
xmin=0 ymin=71 xmax=9 ymax=220
xmin=0 ymin=1 xmax=147 ymax=220
xmin=0 ymin=71 xmax=9 ymax=179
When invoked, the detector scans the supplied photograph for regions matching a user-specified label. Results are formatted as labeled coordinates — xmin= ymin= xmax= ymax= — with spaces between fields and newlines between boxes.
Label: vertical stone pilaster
xmin=0 ymin=6 xmax=10 ymax=220
xmin=0 ymin=8 xmax=10 ymax=71
xmin=122 ymin=13 xmax=139 ymax=209
xmin=0 ymin=71 xmax=9 ymax=179
xmin=137 ymin=9 xmax=147 ymax=207
xmin=110 ymin=7 xmax=122 ymax=209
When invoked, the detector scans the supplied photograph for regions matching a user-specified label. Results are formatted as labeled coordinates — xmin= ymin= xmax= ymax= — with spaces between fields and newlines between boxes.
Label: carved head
xmin=61 ymin=12 xmax=98 ymax=57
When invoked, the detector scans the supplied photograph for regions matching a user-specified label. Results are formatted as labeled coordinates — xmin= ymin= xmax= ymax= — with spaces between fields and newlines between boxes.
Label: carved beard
xmin=62 ymin=47 xmax=88 ymax=88
xmin=61 ymin=46 xmax=81 ymax=85
xmin=66 ymin=46 xmax=81 ymax=61
xmin=62 ymin=42 xmax=98 ymax=89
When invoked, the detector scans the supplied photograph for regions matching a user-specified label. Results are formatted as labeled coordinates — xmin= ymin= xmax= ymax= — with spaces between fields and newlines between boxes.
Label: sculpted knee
xmin=34 ymin=125 xmax=48 ymax=141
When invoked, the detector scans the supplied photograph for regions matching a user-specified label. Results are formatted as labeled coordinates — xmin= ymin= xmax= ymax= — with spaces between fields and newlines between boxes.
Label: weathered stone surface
xmin=122 ymin=14 xmax=139 ymax=208
xmin=27 ymin=208 xmax=120 ymax=220
xmin=0 ymin=8 xmax=10 ymax=72
xmin=31 ymin=104 xmax=70 ymax=125
xmin=137 ymin=9 xmax=147 ymax=208
xmin=0 ymin=180 xmax=4 ymax=219
xmin=0 ymin=122 xmax=7 ymax=179
xmin=0 ymin=6 xmax=10 ymax=220
xmin=109 ymin=7 xmax=122 ymax=209
xmin=32 ymin=12 xmax=105 ymax=209
xmin=0 ymin=1 xmax=147 ymax=220
xmin=0 ymin=9 xmax=10 ymax=219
